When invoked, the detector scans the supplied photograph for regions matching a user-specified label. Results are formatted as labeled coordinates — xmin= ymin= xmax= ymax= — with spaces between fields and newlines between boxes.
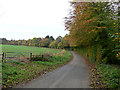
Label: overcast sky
xmin=0 ymin=0 xmax=72 ymax=40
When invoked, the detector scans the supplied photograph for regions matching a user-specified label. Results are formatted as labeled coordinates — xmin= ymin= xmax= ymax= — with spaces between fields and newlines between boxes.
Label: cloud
xmin=0 ymin=0 xmax=71 ymax=40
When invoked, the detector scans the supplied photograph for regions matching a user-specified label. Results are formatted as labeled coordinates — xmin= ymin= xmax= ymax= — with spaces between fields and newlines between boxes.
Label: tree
xmin=56 ymin=36 xmax=62 ymax=46
xmin=18 ymin=40 xmax=22 ymax=45
xmin=57 ymin=42 xmax=63 ymax=49
xmin=41 ymin=38 xmax=49 ymax=47
xmin=27 ymin=39 xmax=32 ymax=46
xmin=65 ymin=2 xmax=118 ymax=63
xmin=49 ymin=41 xmax=57 ymax=48
xmin=45 ymin=35 xmax=49 ymax=39
xmin=49 ymin=36 xmax=54 ymax=41
xmin=31 ymin=37 xmax=42 ymax=47
xmin=21 ymin=40 xmax=27 ymax=46
xmin=1 ymin=38 xmax=8 ymax=44
xmin=57 ymin=35 xmax=70 ymax=49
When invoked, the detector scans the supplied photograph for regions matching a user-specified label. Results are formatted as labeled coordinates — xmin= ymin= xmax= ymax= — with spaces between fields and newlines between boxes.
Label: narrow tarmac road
xmin=17 ymin=52 xmax=89 ymax=88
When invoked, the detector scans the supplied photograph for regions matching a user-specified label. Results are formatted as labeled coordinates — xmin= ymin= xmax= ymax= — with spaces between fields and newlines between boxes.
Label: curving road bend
xmin=17 ymin=52 xmax=89 ymax=88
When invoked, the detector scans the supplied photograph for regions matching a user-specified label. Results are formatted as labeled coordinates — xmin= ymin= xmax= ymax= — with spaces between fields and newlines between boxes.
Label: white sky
xmin=0 ymin=0 xmax=72 ymax=40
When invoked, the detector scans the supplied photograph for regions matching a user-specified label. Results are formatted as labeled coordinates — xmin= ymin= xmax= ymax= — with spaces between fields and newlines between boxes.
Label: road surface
xmin=17 ymin=52 xmax=89 ymax=88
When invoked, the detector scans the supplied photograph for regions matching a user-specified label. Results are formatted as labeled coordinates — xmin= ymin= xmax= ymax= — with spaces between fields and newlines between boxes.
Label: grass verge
xmin=75 ymin=50 xmax=120 ymax=89
xmin=97 ymin=64 xmax=120 ymax=88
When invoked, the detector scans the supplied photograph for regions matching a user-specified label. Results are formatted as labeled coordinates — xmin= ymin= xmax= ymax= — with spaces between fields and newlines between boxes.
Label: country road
xmin=16 ymin=52 xmax=90 ymax=88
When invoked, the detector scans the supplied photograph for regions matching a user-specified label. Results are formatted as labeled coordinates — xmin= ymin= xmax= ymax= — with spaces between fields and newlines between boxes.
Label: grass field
xmin=2 ymin=45 xmax=63 ymax=56
xmin=2 ymin=44 xmax=72 ymax=88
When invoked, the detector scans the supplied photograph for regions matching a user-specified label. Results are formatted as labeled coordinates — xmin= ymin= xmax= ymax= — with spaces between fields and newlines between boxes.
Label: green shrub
xmin=97 ymin=64 xmax=120 ymax=88
xmin=31 ymin=54 xmax=52 ymax=62
xmin=10 ymin=60 xmax=25 ymax=65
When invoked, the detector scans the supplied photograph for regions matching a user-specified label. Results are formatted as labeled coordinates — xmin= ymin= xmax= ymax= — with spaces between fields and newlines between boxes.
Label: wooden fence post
xmin=2 ymin=52 xmax=4 ymax=62
xmin=30 ymin=53 xmax=32 ymax=61
xmin=5 ymin=53 xmax=6 ymax=58
xmin=2 ymin=52 xmax=4 ymax=61
xmin=42 ymin=55 xmax=43 ymax=58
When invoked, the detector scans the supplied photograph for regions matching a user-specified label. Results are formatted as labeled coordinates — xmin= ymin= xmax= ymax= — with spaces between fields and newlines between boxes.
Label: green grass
xmin=2 ymin=61 xmax=49 ymax=87
xmin=2 ymin=44 xmax=63 ymax=57
xmin=2 ymin=44 xmax=72 ymax=88
xmin=33 ymin=51 xmax=72 ymax=65
xmin=97 ymin=64 xmax=120 ymax=88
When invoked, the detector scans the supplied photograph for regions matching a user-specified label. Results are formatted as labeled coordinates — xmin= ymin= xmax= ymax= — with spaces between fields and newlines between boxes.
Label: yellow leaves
xmin=29 ymin=43 xmax=31 ymax=46
xmin=102 ymin=27 xmax=106 ymax=29
xmin=57 ymin=42 xmax=62 ymax=48
xmin=96 ymin=27 xmax=101 ymax=29
xmin=94 ymin=8 xmax=98 ymax=10
xmin=112 ymin=39 xmax=115 ymax=42
xmin=117 ymin=38 xmax=120 ymax=40
xmin=95 ymin=26 xmax=107 ymax=29
xmin=114 ymin=37 xmax=120 ymax=40
xmin=91 ymin=30 xmax=94 ymax=32
xmin=3 ymin=86 xmax=6 ymax=88
xmin=116 ymin=52 xmax=120 ymax=58
xmin=116 ymin=33 xmax=120 ymax=35
xmin=112 ymin=37 xmax=120 ymax=42
xmin=49 ymin=41 xmax=56 ymax=47
xmin=115 ymin=37 xmax=118 ymax=40
xmin=90 ymin=30 xmax=98 ymax=33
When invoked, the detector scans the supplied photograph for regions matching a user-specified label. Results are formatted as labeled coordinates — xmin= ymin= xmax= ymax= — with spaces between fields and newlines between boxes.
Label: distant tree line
xmin=1 ymin=35 xmax=70 ymax=49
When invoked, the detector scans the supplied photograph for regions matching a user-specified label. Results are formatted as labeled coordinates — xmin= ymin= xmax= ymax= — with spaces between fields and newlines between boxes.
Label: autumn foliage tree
xmin=57 ymin=35 xmax=70 ymax=49
xmin=65 ymin=2 xmax=118 ymax=64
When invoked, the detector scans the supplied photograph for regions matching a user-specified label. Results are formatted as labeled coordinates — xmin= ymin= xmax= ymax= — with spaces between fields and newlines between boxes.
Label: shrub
xmin=31 ymin=54 xmax=52 ymax=62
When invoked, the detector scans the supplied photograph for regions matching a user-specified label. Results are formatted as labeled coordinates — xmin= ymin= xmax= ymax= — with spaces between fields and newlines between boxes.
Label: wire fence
xmin=2 ymin=52 xmax=32 ymax=63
